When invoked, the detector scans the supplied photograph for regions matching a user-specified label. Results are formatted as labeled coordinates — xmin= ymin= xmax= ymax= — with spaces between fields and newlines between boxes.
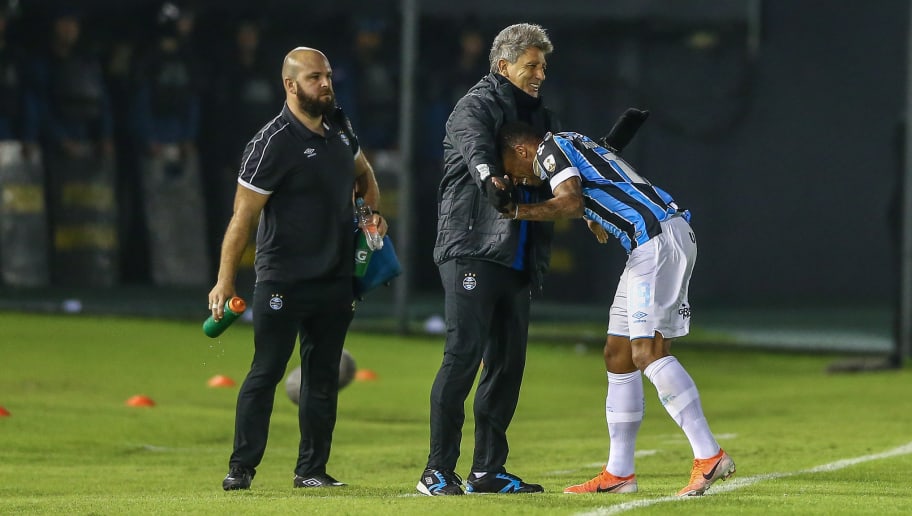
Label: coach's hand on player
xmin=586 ymin=218 xmax=608 ymax=244
xmin=484 ymin=174 xmax=514 ymax=213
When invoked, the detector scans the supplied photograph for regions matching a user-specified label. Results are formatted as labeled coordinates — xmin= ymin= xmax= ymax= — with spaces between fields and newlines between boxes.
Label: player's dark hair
xmin=497 ymin=121 xmax=543 ymax=155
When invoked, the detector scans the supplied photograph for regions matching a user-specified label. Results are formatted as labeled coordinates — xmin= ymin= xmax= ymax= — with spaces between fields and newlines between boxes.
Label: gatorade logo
xmin=355 ymin=250 xmax=369 ymax=263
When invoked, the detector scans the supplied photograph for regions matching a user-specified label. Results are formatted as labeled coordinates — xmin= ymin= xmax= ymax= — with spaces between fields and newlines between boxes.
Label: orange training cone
xmin=355 ymin=369 xmax=378 ymax=381
xmin=126 ymin=395 xmax=156 ymax=407
xmin=0 ymin=406 xmax=10 ymax=416
xmin=207 ymin=374 xmax=236 ymax=388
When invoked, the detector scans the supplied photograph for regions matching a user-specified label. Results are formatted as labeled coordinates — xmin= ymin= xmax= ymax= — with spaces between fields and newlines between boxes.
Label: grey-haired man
xmin=417 ymin=23 xmax=561 ymax=496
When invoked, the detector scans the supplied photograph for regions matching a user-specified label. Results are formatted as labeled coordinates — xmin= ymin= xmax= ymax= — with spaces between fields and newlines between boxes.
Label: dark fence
xmin=0 ymin=0 xmax=905 ymax=318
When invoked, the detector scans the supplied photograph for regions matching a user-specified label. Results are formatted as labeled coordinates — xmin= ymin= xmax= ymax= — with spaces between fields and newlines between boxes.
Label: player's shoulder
xmin=539 ymin=131 xmax=573 ymax=151
xmin=540 ymin=131 xmax=560 ymax=146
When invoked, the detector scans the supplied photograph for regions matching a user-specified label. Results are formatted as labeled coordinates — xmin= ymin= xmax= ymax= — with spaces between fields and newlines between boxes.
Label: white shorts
xmin=607 ymin=216 xmax=696 ymax=340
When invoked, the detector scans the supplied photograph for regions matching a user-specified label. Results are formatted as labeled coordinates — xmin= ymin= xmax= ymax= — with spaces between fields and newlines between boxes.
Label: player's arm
xmin=513 ymin=176 xmax=584 ymax=221
xmin=208 ymin=185 xmax=269 ymax=320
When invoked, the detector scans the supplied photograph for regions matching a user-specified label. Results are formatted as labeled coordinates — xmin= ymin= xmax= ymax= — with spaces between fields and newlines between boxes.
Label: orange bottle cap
xmin=228 ymin=297 xmax=246 ymax=313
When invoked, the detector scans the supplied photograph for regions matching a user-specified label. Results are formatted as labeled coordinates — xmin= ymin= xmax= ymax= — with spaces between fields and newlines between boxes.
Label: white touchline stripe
xmin=576 ymin=441 xmax=912 ymax=516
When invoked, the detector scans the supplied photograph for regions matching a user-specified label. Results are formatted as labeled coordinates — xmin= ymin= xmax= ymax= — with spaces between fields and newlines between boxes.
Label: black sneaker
xmin=465 ymin=471 xmax=544 ymax=494
xmin=222 ymin=466 xmax=254 ymax=490
xmin=416 ymin=468 xmax=464 ymax=496
xmin=293 ymin=473 xmax=346 ymax=488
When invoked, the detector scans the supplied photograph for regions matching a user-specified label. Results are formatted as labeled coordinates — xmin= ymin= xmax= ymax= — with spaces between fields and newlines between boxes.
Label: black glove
xmin=484 ymin=175 xmax=514 ymax=213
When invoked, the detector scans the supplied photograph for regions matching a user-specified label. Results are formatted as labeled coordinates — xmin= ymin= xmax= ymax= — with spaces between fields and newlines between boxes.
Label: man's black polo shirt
xmin=237 ymin=103 xmax=360 ymax=282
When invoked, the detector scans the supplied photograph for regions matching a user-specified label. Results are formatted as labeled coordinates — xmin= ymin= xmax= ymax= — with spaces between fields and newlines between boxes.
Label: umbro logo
xmin=632 ymin=311 xmax=648 ymax=320
xmin=304 ymin=148 xmax=317 ymax=158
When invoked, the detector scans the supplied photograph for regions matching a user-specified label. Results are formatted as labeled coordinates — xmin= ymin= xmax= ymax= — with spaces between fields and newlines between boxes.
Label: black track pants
xmin=427 ymin=258 xmax=531 ymax=473
xmin=229 ymin=279 xmax=354 ymax=477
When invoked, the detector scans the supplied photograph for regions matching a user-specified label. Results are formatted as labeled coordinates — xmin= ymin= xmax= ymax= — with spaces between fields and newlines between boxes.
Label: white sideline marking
xmin=722 ymin=328 xmax=891 ymax=353
xmin=576 ymin=441 xmax=912 ymax=516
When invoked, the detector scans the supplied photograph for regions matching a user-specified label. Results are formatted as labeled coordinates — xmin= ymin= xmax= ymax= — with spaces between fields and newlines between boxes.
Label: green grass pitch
xmin=1 ymin=311 xmax=910 ymax=515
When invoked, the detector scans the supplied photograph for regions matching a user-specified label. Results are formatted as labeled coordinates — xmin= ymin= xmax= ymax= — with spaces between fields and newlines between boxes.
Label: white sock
xmin=643 ymin=356 xmax=720 ymax=459
xmin=605 ymin=371 xmax=644 ymax=477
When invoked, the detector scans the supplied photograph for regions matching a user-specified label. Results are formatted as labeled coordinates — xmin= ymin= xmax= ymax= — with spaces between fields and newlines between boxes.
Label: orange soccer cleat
xmin=563 ymin=469 xmax=637 ymax=494
xmin=676 ymin=449 xmax=736 ymax=496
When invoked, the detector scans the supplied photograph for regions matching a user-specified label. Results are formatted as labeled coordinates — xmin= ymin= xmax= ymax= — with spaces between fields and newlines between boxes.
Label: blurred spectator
xmin=418 ymin=20 xmax=489 ymax=161
xmin=212 ymin=18 xmax=282 ymax=179
xmin=204 ymin=17 xmax=283 ymax=279
xmin=29 ymin=9 xmax=119 ymax=286
xmin=0 ymin=5 xmax=48 ymax=287
xmin=0 ymin=6 xmax=38 ymax=152
xmin=333 ymin=18 xmax=399 ymax=152
xmin=30 ymin=10 xmax=113 ymax=159
xmin=411 ymin=21 xmax=489 ymax=288
xmin=128 ymin=2 xmax=210 ymax=286
xmin=444 ymin=22 xmax=488 ymax=108
xmin=131 ymin=2 xmax=200 ymax=160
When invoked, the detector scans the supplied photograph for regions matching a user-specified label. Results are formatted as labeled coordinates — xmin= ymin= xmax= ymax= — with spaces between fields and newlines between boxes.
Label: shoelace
xmin=688 ymin=458 xmax=709 ymax=483
xmin=444 ymin=471 xmax=463 ymax=486
xmin=581 ymin=471 xmax=613 ymax=489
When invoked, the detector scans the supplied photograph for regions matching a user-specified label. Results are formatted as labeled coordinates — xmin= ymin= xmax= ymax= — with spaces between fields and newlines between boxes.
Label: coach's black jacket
xmin=434 ymin=73 xmax=560 ymax=292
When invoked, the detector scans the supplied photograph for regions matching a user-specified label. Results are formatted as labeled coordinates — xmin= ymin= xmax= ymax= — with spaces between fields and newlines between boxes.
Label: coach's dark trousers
xmin=428 ymin=258 xmax=531 ymax=473
xmin=229 ymin=279 xmax=354 ymax=477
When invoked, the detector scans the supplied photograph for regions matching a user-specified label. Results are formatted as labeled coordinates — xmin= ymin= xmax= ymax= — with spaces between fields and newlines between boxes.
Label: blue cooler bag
xmin=353 ymin=233 xmax=402 ymax=299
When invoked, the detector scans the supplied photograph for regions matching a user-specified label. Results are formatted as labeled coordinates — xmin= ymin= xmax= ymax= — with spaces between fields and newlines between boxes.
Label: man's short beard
xmin=296 ymin=88 xmax=336 ymax=117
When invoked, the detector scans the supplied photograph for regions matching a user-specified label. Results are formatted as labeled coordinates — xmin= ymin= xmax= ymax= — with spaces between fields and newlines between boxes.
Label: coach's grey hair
xmin=488 ymin=23 xmax=553 ymax=73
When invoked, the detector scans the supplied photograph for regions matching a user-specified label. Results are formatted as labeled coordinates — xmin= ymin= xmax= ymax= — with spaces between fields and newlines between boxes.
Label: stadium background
xmin=0 ymin=0 xmax=905 ymax=359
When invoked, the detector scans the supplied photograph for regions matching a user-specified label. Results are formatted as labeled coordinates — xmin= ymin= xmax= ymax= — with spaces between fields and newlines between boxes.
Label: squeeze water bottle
xmin=354 ymin=231 xmax=373 ymax=277
xmin=356 ymin=197 xmax=383 ymax=251
xmin=203 ymin=297 xmax=247 ymax=338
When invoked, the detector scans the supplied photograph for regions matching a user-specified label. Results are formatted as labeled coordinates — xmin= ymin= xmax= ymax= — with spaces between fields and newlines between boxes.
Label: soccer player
xmin=495 ymin=121 xmax=735 ymax=497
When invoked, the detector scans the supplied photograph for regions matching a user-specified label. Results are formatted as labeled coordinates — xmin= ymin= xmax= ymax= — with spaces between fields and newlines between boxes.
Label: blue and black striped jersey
xmin=534 ymin=131 xmax=689 ymax=252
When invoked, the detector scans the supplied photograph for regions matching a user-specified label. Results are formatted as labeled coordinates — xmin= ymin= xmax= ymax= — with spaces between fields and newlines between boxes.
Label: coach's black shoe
xmin=416 ymin=468 xmax=464 ymax=496
xmin=222 ymin=466 xmax=254 ymax=490
xmin=465 ymin=471 xmax=544 ymax=494
xmin=293 ymin=473 xmax=346 ymax=488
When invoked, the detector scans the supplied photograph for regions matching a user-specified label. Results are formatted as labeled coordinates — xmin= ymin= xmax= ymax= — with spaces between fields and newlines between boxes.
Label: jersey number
xmin=606 ymin=157 xmax=649 ymax=185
